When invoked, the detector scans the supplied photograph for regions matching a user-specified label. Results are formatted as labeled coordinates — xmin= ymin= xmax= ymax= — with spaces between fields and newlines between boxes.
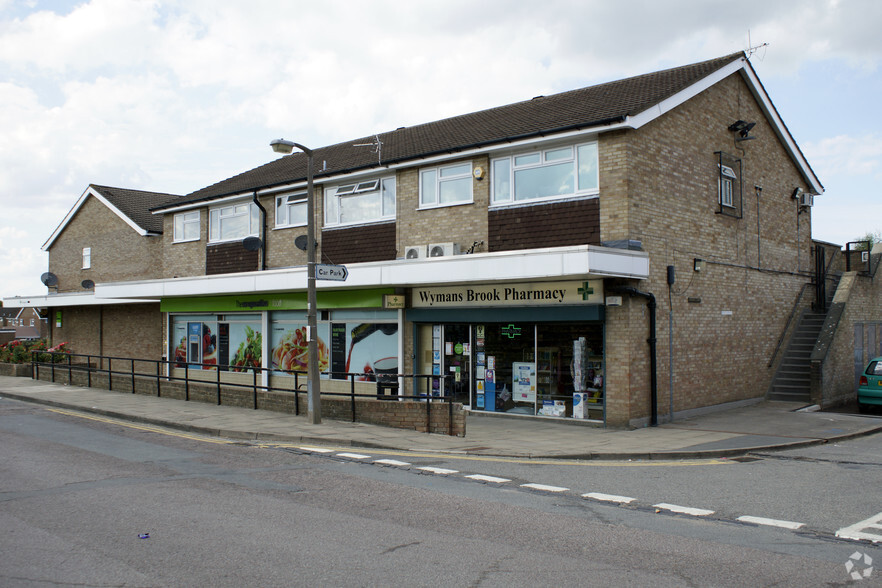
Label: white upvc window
xmin=275 ymin=192 xmax=307 ymax=228
xmin=208 ymin=202 xmax=260 ymax=243
xmin=82 ymin=247 xmax=91 ymax=269
xmin=173 ymin=211 xmax=201 ymax=242
xmin=719 ymin=165 xmax=736 ymax=208
xmin=325 ymin=176 xmax=395 ymax=227
xmin=419 ymin=162 xmax=472 ymax=208
xmin=491 ymin=141 xmax=598 ymax=205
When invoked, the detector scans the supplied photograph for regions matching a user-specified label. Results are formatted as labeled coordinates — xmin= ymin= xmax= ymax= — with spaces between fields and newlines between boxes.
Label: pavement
xmin=1 ymin=374 xmax=881 ymax=460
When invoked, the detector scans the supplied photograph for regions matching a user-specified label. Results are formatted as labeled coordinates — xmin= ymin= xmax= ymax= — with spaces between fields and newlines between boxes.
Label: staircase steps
xmin=767 ymin=273 xmax=841 ymax=403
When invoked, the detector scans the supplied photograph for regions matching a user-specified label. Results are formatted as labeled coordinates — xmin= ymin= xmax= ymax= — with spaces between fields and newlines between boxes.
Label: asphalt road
xmin=1 ymin=397 xmax=879 ymax=587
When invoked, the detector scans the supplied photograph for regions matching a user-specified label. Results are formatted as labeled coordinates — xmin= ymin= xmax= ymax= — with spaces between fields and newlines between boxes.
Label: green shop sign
xmin=160 ymin=288 xmax=394 ymax=313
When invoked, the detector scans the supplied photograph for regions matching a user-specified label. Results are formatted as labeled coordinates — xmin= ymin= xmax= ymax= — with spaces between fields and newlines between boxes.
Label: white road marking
xmin=465 ymin=474 xmax=511 ymax=483
xmin=653 ymin=503 xmax=714 ymax=517
xmin=336 ymin=452 xmax=371 ymax=459
xmin=298 ymin=446 xmax=335 ymax=453
xmin=836 ymin=512 xmax=882 ymax=542
xmin=736 ymin=515 xmax=804 ymax=530
xmin=521 ymin=483 xmax=569 ymax=492
xmin=374 ymin=459 xmax=411 ymax=466
xmin=582 ymin=492 xmax=636 ymax=504
xmin=416 ymin=466 xmax=459 ymax=475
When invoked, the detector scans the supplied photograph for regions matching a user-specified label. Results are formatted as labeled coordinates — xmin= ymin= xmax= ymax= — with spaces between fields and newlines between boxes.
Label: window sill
xmin=417 ymin=200 xmax=474 ymax=211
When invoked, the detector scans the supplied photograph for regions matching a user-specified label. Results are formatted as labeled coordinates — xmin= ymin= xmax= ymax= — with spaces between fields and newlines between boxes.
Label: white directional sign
xmin=316 ymin=263 xmax=348 ymax=281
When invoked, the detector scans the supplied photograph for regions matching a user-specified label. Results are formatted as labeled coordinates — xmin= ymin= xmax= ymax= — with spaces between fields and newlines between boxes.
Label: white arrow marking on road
xmin=736 ymin=515 xmax=804 ymax=530
xmin=836 ymin=512 xmax=882 ymax=542
xmin=653 ymin=503 xmax=715 ymax=516
xmin=583 ymin=492 xmax=636 ymax=504
xmin=521 ymin=483 xmax=569 ymax=492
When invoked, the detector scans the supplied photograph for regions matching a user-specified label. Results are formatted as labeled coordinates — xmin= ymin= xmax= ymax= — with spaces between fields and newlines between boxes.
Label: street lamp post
xmin=270 ymin=139 xmax=321 ymax=424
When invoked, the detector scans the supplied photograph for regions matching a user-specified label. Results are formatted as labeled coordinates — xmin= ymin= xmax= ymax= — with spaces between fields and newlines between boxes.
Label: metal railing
xmin=30 ymin=351 xmax=456 ymax=435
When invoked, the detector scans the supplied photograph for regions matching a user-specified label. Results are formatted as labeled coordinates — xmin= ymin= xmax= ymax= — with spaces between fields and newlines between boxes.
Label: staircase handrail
xmin=768 ymin=282 xmax=810 ymax=368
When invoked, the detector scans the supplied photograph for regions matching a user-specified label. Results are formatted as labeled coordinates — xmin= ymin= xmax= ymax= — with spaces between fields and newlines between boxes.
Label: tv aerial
xmin=353 ymin=134 xmax=384 ymax=165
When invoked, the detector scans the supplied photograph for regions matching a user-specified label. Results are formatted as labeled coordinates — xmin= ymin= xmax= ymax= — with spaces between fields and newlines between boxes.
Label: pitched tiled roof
xmin=90 ymin=185 xmax=182 ymax=233
xmin=164 ymin=52 xmax=744 ymax=208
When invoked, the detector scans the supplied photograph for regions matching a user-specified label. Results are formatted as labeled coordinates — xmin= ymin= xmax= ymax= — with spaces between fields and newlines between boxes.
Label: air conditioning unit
xmin=428 ymin=242 xmax=459 ymax=257
xmin=404 ymin=245 xmax=426 ymax=259
xmin=799 ymin=192 xmax=814 ymax=207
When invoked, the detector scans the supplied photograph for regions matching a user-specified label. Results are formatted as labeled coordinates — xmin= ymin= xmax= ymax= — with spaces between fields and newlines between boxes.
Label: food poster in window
xmin=271 ymin=323 xmax=330 ymax=376
xmin=201 ymin=322 xmax=217 ymax=369
xmin=341 ymin=323 xmax=398 ymax=381
xmin=228 ymin=322 xmax=262 ymax=372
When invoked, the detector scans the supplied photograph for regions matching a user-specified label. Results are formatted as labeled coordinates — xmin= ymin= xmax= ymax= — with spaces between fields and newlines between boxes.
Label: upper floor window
xmin=420 ymin=162 xmax=472 ymax=208
xmin=325 ymin=176 xmax=395 ymax=227
xmin=209 ymin=202 xmax=260 ymax=243
xmin=719 ymin=165 xmax=736 ymax=208
xmin=275 ymin=192 xmax=307 ymax=228
xmin=491 ymin=142 xmax=598 ymax=205
xmin=82 ymin=247 xmax=91 ymax=269
xmin=174 ymin=211 xmax=201 ymax=242
xmin=715 ymin=152 xmax=742 ymax=218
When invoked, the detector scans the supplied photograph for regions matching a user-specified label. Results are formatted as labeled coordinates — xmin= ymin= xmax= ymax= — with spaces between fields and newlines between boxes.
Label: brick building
xmin=9 ymin=52 xmax=876 ymax=427
xmin=11 ymin=185 xmax=182 ymax=361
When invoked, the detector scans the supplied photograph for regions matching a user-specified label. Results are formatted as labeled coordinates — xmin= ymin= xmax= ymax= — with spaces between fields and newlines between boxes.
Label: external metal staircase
xmin=768 ymin=273 xmax=841 ymax=403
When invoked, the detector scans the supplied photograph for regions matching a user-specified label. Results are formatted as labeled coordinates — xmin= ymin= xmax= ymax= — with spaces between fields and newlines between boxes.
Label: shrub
xmin=0 ymin=339 xmax=70 ymax=364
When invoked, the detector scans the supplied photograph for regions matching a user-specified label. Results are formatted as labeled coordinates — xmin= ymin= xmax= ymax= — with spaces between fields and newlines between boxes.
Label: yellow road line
xmin=46 ymin=408 xmax=232 ymax=445
xmin=260 ymin=443 xmax=733 ymax=467
xmin=46 ymin=407 xmax=733 ymax=467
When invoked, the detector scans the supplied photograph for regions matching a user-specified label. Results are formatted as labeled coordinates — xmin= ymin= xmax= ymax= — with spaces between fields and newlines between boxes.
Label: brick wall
xmin=601 ymin=72 xmax=815 ymax=427
xmin=396 ymin=156 xmax=490 ymax=257
xmin=206 ymin=241 xmax=259 ymax=274
xmin=48 ymin=195 xmax=164 ymax=292
xmin=49 ymin=303 xmax=163 ymax=363
xmin=32 ymin=366 xmax=465 ymax=436
xmin=321 ymin=222 xmax=397 ymax=263
xmin=488 ymin=198 xmax=600 ymax=251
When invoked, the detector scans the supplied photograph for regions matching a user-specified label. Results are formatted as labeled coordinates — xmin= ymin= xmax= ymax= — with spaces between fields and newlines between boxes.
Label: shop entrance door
xmin=442 ymin=324 xmax=472 ymax=407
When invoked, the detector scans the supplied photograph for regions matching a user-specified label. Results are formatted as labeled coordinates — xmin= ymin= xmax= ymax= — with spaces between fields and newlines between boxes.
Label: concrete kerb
xmin=4 ymin=380 xmax=882 ymax=460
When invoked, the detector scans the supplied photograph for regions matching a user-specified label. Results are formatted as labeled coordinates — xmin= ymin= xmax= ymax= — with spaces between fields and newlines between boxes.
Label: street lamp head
xmin=270 ymin=138 xmax=296 ymax=154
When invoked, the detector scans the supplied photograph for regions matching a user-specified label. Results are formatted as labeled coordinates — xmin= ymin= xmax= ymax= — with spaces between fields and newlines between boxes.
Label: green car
xmin=858 ymin=356 xmax=882 ymax=412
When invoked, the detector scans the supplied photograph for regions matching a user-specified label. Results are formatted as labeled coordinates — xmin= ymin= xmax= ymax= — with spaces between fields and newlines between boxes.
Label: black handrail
xmin=29 ymin=350 xmax=454 ymax=434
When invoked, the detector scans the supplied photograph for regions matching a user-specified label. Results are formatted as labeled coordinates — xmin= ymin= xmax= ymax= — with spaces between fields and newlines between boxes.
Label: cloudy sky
xmin=1 ymin=0 xmax=880 ymax=300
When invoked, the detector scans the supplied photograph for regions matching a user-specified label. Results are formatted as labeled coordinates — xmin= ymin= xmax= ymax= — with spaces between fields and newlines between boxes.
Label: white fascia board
xmin=627 ymin=58 xmax=747 ymax=130
xmin=43 ymin=186 xmax=149 ymax=251
xmin=93 ymin=245 xmax=648 ymax=301
xmin=738 ymin=62 xmax=824 ymax=195
xmin=154 ymin=192 xmax=256 ymax=215
xmin=2 ymin=292 xmax=156 ymax=308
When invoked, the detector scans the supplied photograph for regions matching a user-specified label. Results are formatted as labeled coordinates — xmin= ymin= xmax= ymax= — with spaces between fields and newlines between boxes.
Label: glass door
xmin=442 ymin=324 xmax=472 ymax=407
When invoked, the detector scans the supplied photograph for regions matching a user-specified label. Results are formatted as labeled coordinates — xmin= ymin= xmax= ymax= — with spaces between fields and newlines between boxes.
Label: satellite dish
xmin=294 ymin=234 xmax=317 ymax=251
xmin=40 ymin=272 xmax=58 ymax=287
xmin=242 ymin=236 xmax=262 ymax=251
xmin=81 ymin=279 xmax=95 ymax=289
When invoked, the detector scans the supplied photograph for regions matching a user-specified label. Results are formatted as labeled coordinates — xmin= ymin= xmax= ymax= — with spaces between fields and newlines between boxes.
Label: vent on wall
xmin=404 ymin=245 xmax=426 ymax=259
xmin=429 ymin=242 xmax=459 ymax=257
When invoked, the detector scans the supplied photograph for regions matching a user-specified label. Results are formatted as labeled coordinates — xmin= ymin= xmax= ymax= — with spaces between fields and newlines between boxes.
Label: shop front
xmin=161 ymin=289 xmax=401 ymax=392
xmin=408 ymin=280 xmax=606 ymax=422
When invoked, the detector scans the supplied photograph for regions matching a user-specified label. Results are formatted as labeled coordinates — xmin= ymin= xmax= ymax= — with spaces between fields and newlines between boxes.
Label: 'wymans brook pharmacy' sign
xmin=412 ymin=280 xmax=603 ymax=308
